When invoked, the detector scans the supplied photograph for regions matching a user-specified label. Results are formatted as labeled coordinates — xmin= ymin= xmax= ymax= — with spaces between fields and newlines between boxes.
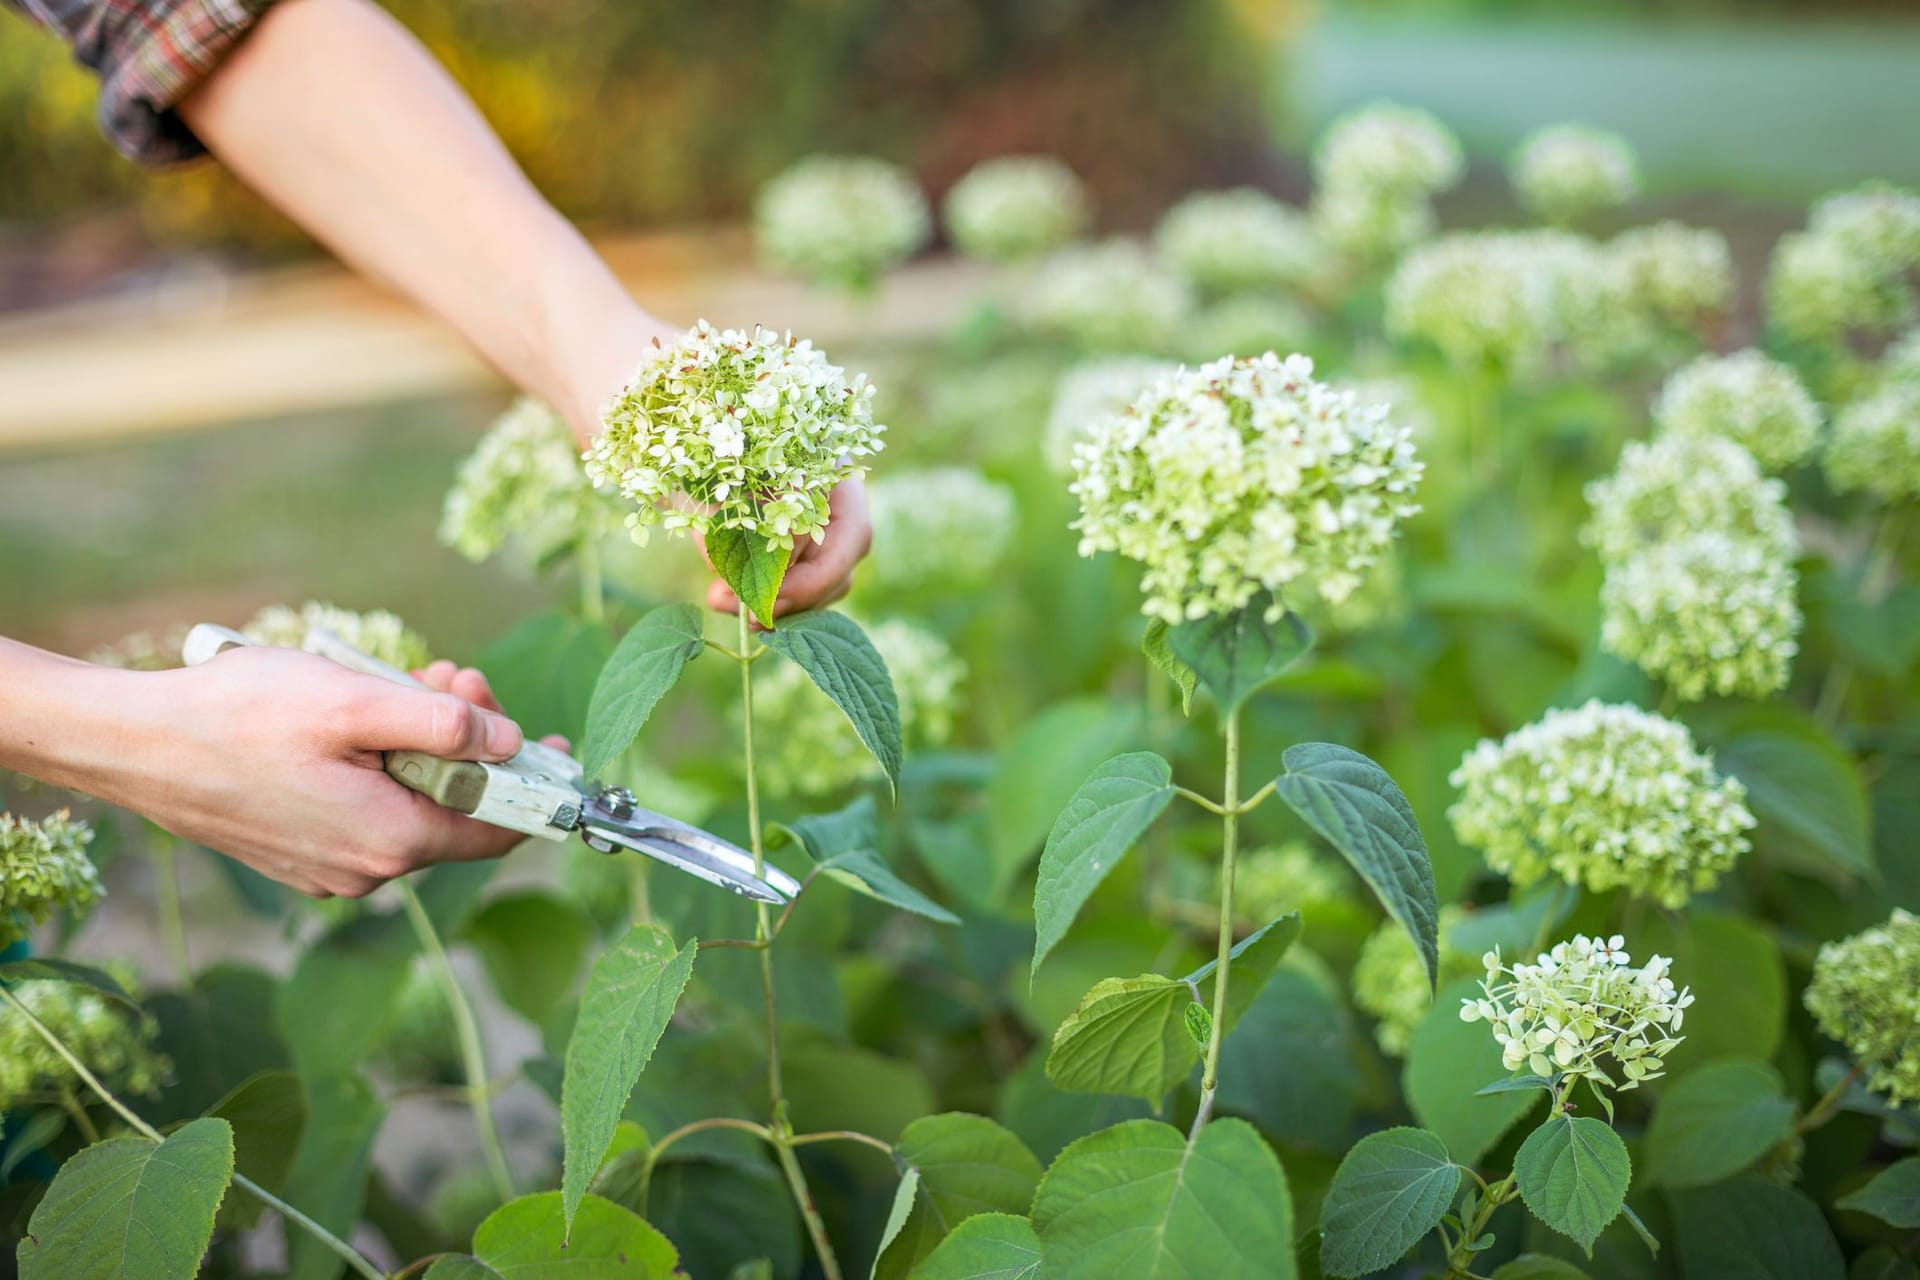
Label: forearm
xmin=175 ymin=0 xmax=666 ymax=437
xmin=0 ymin=639 xmax=142 ymax=799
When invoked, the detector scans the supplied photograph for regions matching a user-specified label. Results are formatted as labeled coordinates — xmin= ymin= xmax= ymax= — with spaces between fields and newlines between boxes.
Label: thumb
xmin=352 ymin=681 xmax=524 ymax=761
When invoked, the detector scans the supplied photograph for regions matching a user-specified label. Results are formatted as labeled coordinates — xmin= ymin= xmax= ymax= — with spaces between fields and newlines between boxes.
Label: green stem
xmin=638 ymin=1116 xmax=775 ymax=1209
xmin=57 ymin=1085 xmax=99 ymax=1144
xmin=150 ymin=836 xmax=192 ymax=990
xmin=577 ymin=538 xmax=605 ymax=624
xmin=0 ymin=984 xmax=383 ymax=1280
xmin=1188 ymin=707 xmax=1242 ymax=1142
xmin=397 ymin=881 xmax=516 ymax=1205
xmin=1796 ymin=1060 xmax=1868 ymax=1135
xmin=1444 ymin=1174 xmax=1518 ymax=1279
xmin=787 ymin=1129 xmax=896 ymax=1156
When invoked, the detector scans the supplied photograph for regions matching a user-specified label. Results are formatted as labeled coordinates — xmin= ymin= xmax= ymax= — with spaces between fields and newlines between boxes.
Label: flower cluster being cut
xmin=1154 ymin=188 xmax=1319 ymax=295
xmin=1583 ymin=434 xmax=1796 ymax=564
xmin=587 ymin=322 xmax=885 ymax=549
xmin=860 ymin=466 xmax=1017 ymax=597
xmin=1353 ymin=907 xmax=1475 ymax=1056
xmin=244 ymin=601 xmax=432 ymax=670
xmin=1462 ymin=935 xmax=1691 ymax=1092
xmin=1449 ymin=700 xmax=1754 ymax=909
xmin=1825 ymin=381 xmax=1920 ymax=504
xmin=1510 ymin=124 xmax=1639 ymax=226
xmin=1 ymin=810 xmax=101 ymax=944
xmin=0 ymin=977 xmax=170 ymax=1112
xmin=1071 ymin=352 xmax=1423 ymax=622
xmin=1044 ymin=357 xmax=1179 ymax=471
xmin=754 ymin=155 xmax=930 ymax=289
xmin=1653 ymin=349 xmax=1823 ymax=472
xmin=440 ymin=398 xmax=620 ymax=566
xmin=1311 ymin=102 xmax=1462 ymax=264
xmin=1767 ymin=186 xmax=1920 ymax=347
xmin=1805 ymin=909 xmax=1920 ymax=1107
xmin=943 ymin=156 xmax=1089 ymax=264
xmin=1026 ymin=240 xmax=1194 ymax=353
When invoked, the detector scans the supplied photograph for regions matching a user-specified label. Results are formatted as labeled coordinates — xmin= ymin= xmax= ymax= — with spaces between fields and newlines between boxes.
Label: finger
xmin=707 ymin=578 xmax=741 ymax=615
xmin=777 ymin=545 xmax=860 ymax=615
xmin=350 ymin=679 xmax=523 ymax=761
xmin=405 ymin=797 xmax=527 ymax=864
xmin=414 ymin=660 xmax=459 ymax=692
xmin=541 ymin=734 xmax=571 ymax=752
xmin=775 ymin=483 xmax=871 ymax=615
xmin=450 ymin=667 xmax=505 ymax=714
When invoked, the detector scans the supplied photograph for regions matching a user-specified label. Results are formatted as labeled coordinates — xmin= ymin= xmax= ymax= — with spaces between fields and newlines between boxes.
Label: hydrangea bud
xmin=1825 ymin=381 xmax=1920 ymax=504
xmin=1606 ymin=222 xmax=1735 ymax=330
xmin=1026 ymin=240 xmax=1194 ymax=353
xmin=1070 ymin=353 xmax=1422 ymax=623
xmin=1510 ymin=125 xmax=1639 ymax=226
xmin=1584 ymin=435 xmax=1797 ymax=564
xmin=1313 ymin=102 xmax=1464 ymax=199
xmin=1449 ymin=700 xmax=1754 ymax=909
xmin=1461 ymin=934 xmax=1691 ymax=1092
xmin=1353 ymin=906 xmax=1475 ymax=1056
xmin=244 ymin=601 xmax=432 ymax=670
xmin=1043 ymin=357 xmax=1179 ymax=472
xmin=440 ymin=398 xmax=620 ymax=566
xmin=754 ymin=155 xmax=930 ymax=290
xmin=1154 ymin=188 xmax=1320 ymax=295
xmin=1652 ymin=349 xmax=1823 ymax=472
xmin=587 ymin=322 xmax=885 ymax=550
xmin=943 ymin=156 xmax=1089 ymax=264
xmin=1805 ymin=909 xmax=1920 ymax=1107
xmin=1767 ymin=230 xmax=1910 ymax=347
xmin=0 ymin=976 xmax=170 ymax=1112
xmin=1 ymin=810 xmax=102 ymax=944
xmin=859 ymin=467 xmax=1017 ymax=597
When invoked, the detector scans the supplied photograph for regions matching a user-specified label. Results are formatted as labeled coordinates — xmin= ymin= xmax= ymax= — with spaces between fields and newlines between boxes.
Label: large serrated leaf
xmin=1167 ymin=595 xmax=1313 ymax=715
xmin=762 ymin=611 xmax=904 ymax=787
xmin=1643 ymin=1058 xmax=1795 ymax=1189
xmin=561 ymin=924 xmax=698 ymax=1235
xmin=707 ymin=525 xmax=792 ymax=630
xmin=581 ymin=602 xmax=706 ymax=777
xmin=278 ymin=910 xmax=414 ymax=1079
xmin=771 ymin=795 xmax=957 ymax=923
xmin=1272 ymin=743 xmax=1438 ymax=989
xmin=875 ymin=1114 xmax=1043 ymax=1278
xmin=17 ymin=1117 xmax=234 ymax=1280
xmin=1695 ymin=704 xmax=1872 ymax=884
xmin=1031 ymin=752 xmax=1175 ymax=976
xmin=427 ymin=1191 xmax=683 ymax=1278
xmin=282 ymin=1072 xmax=384 ymax=1280
xmin=915 ymin=1212 xmax=1041 ymax=1280
xmin=465 ymin=890 xmax=594 ymax=1026
xmin=1319 ymin=1127 xmax=1461 ymax=1277
xmin=205 ymin=1070 xmax=306 ymax=1230
xmin=1514 ymin=1115 xmax=1630 ymax=1255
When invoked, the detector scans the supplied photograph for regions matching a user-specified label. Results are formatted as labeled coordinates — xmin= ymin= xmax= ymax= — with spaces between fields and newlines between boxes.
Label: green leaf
xmin=989 ymin=699 xmax=1144 ymax=898
xmin=481 ymin=610 xmax=613 ymax=745
xmin=282 ymin=1072 xmax=385 ymax=1280
xmin=1272 ymin=743 xmax=1439 ymax=989
xmin=875 ymin=1113 xmax=1044 ymax=1279
xmin=1185 ymin=1002 xmax=1213 ymax=1047
xmin=641 ymin=1156 xmax=801 ymax=1280
xmin=1319 ymin=1127 xmax=1461 ymax=1278
xmin=1046 ymin=977 xmax=1196 ymax=1103
xmin=1850 ymin=1247 xmax=1920 ymax=1280
xmin=1031 ymin=752 xmax=1175 ymax=976
xmin=1032 ymin=1117 xmax=1294 ymax=1280
xmin=1181 ymin=911 xmax=1305 ymax=1028
xmin=875 ymin=1169 xmax=922 ymax=1274
xmin=561 ymin=924 xmax=698 ymax=1236
xmin=448 ymin=1191 xmax=683 ymax=1278
xmin=0 ymin=958 xmax=138 ymax=1010
xmin=1643 ymin=1057 xmax=1796 ymax=1189
xmin=581 ymin=603 xmax=706 ymax=778
xmin=17 ymin=1117 xmax=234 ymax=1280
xmin=0 ymin=1111 xmax=65 ymax=1182
xmin=423 ymin=1260 xmax=505 ymax=1280
xmin=1838 ymin=1157 xmax=1920 ymax=1228
xmin=1697 ymin=704 xmax=1873 ymax=883
xmin=1513 ymin=1115 xmax=1630 ymax=1255
xmin=1405 ymin=978 xmax=1539 ymax=1165
xmin=1637 ymin=910 xmax=1785 ymax=1072
xmin=916 ymin=1213 xmax=1042 ymax=1280
xmin=1476 ymin=1075 xmax=1559 ymax=1097
xmin=782 ymin=1037 xmax=937 ymax=1144
xmin=707 ymin=525 xmax=792 ymax=630
xmin=1490 ymin=1258 xmax=1593 ymax=1280
xmin=762 ymin=611 xmax=903 ymax=787
xmin=1668 ymin=1179 xmax=1844 ymax=1280
xmin=1142 ymin=620 xmax=1198 ymax=716
xmin=770 ymin=795 xmax=957 ymax=923
xmin=1217 ymin=964 xmax=1357 ymax=1152
xmin=205 ymin=1070 xmax=306 ymax=1230
xmin=465 ymin=890 xmax=594 ymax=1025
xmin=1167 ymin=596 xmax=1313 ymax=715
xmin=278 ymin=910 xmax=414 ymax=1078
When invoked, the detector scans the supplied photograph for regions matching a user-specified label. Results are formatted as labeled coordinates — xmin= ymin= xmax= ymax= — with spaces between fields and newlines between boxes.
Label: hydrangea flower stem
xmin=1190 ymin=706 xmax=1243 ymax=1143
xmin=149 ymin=833 xmax=192 ymax=990
xmin=396 ymin=880 xmax=516 ymax=1205
xmin=0 ymin=982 xmax=384 ymax=1280
xmin=1795 ymin=1060 xmax=1868 ymax=1135
xmin=1443 ymin=1172 xmax=1517 ymax=1279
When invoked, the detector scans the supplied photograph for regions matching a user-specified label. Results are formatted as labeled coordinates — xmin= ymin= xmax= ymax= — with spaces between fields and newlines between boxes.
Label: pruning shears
xmin=180 ymin=621 xmax=800 ymax=904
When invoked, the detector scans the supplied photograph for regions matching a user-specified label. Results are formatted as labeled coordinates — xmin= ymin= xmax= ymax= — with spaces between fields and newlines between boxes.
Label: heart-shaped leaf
xmin=1514 ymin=1114 xmax=1630 ymax=1255
xmin=707 ymin=525 xmax=792 ymax=630
xmin=426 ymin=1191 xmax=682 ymax=1278
xmin=915 ymin=1213 xmax=1041 ymax=1280
xmin=1032 ymin=752 xmax=1175 ymax=976
xmin=581 ymin=603 xmax=706 ymax=777
xmin=1167 ymin=595 xmax=1313 ymax=716
xmin=1319 ymin=1127 xmax=1461 ymax=1278
xmin=762 ymin=611 xmax=903 ymax=788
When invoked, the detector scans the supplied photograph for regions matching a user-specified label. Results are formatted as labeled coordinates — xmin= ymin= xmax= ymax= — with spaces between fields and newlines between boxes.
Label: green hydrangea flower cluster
xmin=1386 ymin=229 xmax=1615 ymax=371
xmin=1584 ymin=434 xmax=1796 ymax=564
xmin=1604 ymin=221 xmax=1735 ymax=332
xmin=1044 ymin=358 xmax=1180 ymax=472
xmin=859 ymin=467 xmax=1016 ymax=598
xmin=943 ymin=156 xmax=1088 ymax=264
xmin=244 ymin=601 xmax=433 ymax=670
xmin=1352 ymin=906 xmax=1476 ymax=1056
xmin=754 ymin=155 xmax=930 ymax=289
xmin=1026 ymin=239 xmax=1194 ymax=353
xmin=1462 ymin=934 xmax=1691 ymax=1092
xmin=0 ymin=977 xmax=170 ymax=1112
xmin=1155 ymin=188 xmax=1320 ymax=296
xmin=1 ymin=810 xmax=102 ymax=944
xmin=1311 ymin=102 xmax=1462 ymax=263
xmin=1070 ymin=352 xmax=1423 ymax=623
xmin=440 ymin=398 xmax=620 ymax=567
xmin=587 ymin=322 xmax=885 ymax=550
xmin=1767 ymin=183 xmax=1920 ymax=346
xmin=1805 ymin=909 xmax=1920 ymax=1107
xmin=1653 ymin=349 xmax=1823 ymax=472
xmin=1510 ymin=124 xmax=1639 ymax=226
xmin=1449 ymin=700 xmax=1754 ymax=908
xmin=1222 ymin=842 xmax=1353 ymax=928
xmin=1825 ymin=381 xmax=1920 ymax=504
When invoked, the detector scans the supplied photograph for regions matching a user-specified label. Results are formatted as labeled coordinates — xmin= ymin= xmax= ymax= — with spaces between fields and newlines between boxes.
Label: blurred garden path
xmin=0 ymin=227 xmax=988 ymax=452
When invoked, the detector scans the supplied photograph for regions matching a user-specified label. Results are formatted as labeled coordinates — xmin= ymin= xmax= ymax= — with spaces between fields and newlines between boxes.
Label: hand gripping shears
xmin=180 ymin=622 xmax=800 ymax=904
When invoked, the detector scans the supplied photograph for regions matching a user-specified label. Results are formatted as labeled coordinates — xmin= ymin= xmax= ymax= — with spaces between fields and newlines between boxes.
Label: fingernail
xmin=486 ymin=715 xmax=522 ymax=757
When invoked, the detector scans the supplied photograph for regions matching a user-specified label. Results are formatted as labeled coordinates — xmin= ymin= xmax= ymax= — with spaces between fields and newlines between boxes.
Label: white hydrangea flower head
xmin=754 ymin=154 xmax=930 ymax=289
xmin=1310 ymin=181 xmax=1436 ymax=264
xmin=1043 ymin=357 xmax=1180 ymax=472
xmin=87 ymin=623 xmax=190 ymax=671
xmin=1824 ymin=381 xmax=1920 ymax=504
xmin=1510 ymin=124 xmax=1639 ymax=225
xmin=943 ymin=156 xmax=1089 ymax=264
xmin=1449 ymin=700 xmax=1754 ymax=909
xmin=586 ymin=322 xmax=885 ymax=550
xmin=1353 ymin=906 xmax=1475 ymax=1057
xmin=1178 ymin=295 xmax=1316 ymax=367
xmin=1606 ymin=221 xmax=1735 ymax=329
xmin=1809 ymin=182 xmax=1920 ymax=278
xmin=1154 ymin=188 xmax=1320 ymax=294
xmin=1070 ymin=352 xmax=1423 ymax=623
xmin=1026 ymin=239 xmax=1194 ymax=353
xmin=1584 ymin=434 xmax=1797 ymax=564
xmin=1601 ymin=530 xmax=1802 ymax=703
xmin=0 ymin=975 xmax=170 ymax=1112
xmin=1652 ymin=349 xmax=1823 ymax=472
xmin=244 ymin=601 xmax=432 ymax=670
xmin=1314 ymin=102 xmax=1464 ymax=198
xmin=440 ymin=398 xmax=621 ymax=566
xmin=1461 ymin=935 xmax=1691 ymax=1092
xmin=1386 ymin=230 xmax=1605 ymax=370
xmin=860 ymin=466 xmax=1017 ymax=597
xmin=752 ymin=618 xmax=964 ymax=797
xmin=1767 ymin=229 xmax=1911 ymax=347
xmin=1805 ymin=909 xmax=1920 ymax=1107
xmin=0 ymin=810 xmax=102 ymax=943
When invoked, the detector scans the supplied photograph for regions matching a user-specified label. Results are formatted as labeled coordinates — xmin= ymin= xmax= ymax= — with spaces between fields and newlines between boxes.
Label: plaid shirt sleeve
xmin=4 ymin=0 xmax=276 ymax=166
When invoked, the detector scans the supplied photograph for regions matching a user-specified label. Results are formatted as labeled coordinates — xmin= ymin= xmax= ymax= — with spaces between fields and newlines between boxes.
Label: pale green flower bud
xmin=243 ymin=601 xmax=432 ymax=670
xmin=754 ymin=155 xmax=930 ymax=290
xmin=1767 ymin=229 xmax=1911 ymax=347
xmin=1449 ymin=700 xmax=1754 ymax=910
xmin=1155 ymin=188 xmax=1320 ymax=295
xmin=1314 ymin=102 xmax=1464 ymax=199
xmin=1044 ymin=358 xmax=1179 ymax=472
xmin=1653 ymin=349 xmax=1823 ymax=472
xmin=440 ymin=398 xmax=620 ymax=567
xmin=587 ymin=322 xmax=885 ymax=550
xmin=943 ymin=156 xmax=1089 ymax=264
xmin=1071 ymin=352 xmax=1423 ymax=623
xmin=1 ymin=810 xmax=102 ymax=944
xmin=1510 ymin=125 xmax=1639 ymax=226
xmin=1354 ymin=906 xmax=1476 ymax=1057
xmin=1026 ymin=239 xmax=1195 ymax=353
xmin=1606 ymin=221 xmax=1735 ymax=330
xmin=1805 ymin=909 xmax=1920 ymax=1107
xmin=0 ymin=975 xmax=170 ymax=1112
xmin=1584 ymin=434 xmax=1796 ymax=564
xmin=860 ymin=467 xmax=1016 ymax=598
xmin=1824 ymin=381 xmax=1920 ymax=504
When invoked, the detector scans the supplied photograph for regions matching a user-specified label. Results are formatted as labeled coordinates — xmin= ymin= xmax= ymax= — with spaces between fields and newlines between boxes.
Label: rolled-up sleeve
xmin=6 ymin=0 xmax=276 ymax=166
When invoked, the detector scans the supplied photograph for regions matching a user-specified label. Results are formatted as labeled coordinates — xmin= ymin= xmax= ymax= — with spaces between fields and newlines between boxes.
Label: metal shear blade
xmin=582 ymin=793 xmax=800 ymax=905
